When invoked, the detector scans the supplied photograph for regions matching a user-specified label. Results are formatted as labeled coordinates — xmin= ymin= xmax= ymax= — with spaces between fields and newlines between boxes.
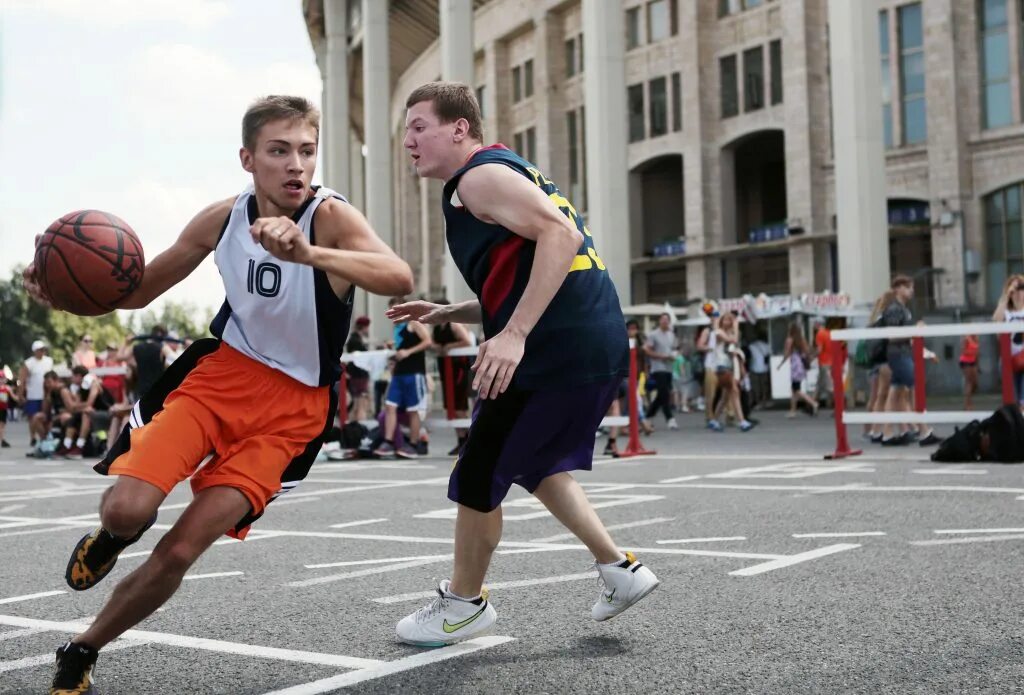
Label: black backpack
xmin=982 ymin=404 xmax=1024 ymax=463
xmin=931 ymin=421 xmax=983 ymax=463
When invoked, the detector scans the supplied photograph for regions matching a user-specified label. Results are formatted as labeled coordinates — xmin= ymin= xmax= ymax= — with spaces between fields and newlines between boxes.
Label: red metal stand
xmin=999 ymin=333 xmax=1015 ymax=406
xmin=912 ymin=336 xmax=926 ymax=413
xmin=825 ymin=340 xmax=862 ymax=460
xmin=618 ymin=342 xmax=656 ymax=459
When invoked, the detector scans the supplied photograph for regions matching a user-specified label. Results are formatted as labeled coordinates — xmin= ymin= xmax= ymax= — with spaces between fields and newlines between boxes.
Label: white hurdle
xmin=825 ymin=321 xmax=1018 ymax=459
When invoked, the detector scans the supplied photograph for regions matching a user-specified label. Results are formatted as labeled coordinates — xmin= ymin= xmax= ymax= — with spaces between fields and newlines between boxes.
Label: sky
xmin=0 ymin=0 xmax=323 ymax=317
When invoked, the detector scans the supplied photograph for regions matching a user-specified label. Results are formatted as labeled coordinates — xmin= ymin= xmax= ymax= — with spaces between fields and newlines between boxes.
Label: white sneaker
xmin=592 ymin=552 xmax=660 ymax=622
xmin=396 ymin=580 xmax=497 ymax=647
xmin=667 ymin=418 xmax=679 ymax=430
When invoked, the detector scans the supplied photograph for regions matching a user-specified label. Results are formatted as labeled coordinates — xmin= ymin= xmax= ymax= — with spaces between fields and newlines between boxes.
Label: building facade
xmin=304 ymin=0 xmax=1024 ymax=323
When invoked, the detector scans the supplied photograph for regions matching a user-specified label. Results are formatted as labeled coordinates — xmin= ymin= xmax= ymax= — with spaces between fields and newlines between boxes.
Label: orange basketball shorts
xmin=107 ymin=343 xmax=329 ymax=520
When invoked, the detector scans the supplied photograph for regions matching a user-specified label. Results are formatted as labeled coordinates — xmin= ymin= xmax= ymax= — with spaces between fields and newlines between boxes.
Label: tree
xmin=126 ymin=301 xmax=214 ymax=341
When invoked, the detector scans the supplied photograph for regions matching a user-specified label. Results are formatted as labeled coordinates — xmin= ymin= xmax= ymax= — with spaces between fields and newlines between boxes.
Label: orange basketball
xmin=34 ymin=210 xmax=145 ymax=316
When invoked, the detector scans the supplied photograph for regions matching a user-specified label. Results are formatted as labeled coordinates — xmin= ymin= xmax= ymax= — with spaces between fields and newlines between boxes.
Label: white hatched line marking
xmin=306 ymin=554 xmax=447 ymax=569
xmin=791 ymin=532 xmax=886 ymax=538
xmin=656 ymin=536 xmax=747 ymax=544
xmin=934 ymin=527 xmax=1024 ymax=534
xmin=729 ymin=544 xmax=861 ymax=577
xmin=912 ymin=469 xmax=988 ymax=475
xmin=182 ymin=571 xmax=243 ymax=581
xmin=531 ymin=517 xmax=674 ymax=544
xmin=260 ymin=636 xmax=515 ymax=695
xmin=657 ymin=475 xmax=702 ymax=483
xmin=0 ymin=639 xmax=147 ymax=675
xmin=374 ymin=573 xmax=599 ymax=604
xmin=911 ymin=534 xmax=1024 ymax=546
xmin=0 ymin=590 xmax=65 ymax=605
xmin=328 ymin=518 xmax=389 ymax=529
xmin=0 ymin=614 xmax=384 ymax=669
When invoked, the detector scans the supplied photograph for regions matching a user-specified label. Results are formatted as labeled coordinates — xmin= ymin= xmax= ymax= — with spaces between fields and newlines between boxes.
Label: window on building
xmin=721 ymin=54 xmax=739 ymax=118
xmin=524 ymin=59 xmax=534 ymax=98
xmin=719 ymin=0 xmax=738 ymax=16
xmin=526 ymin=126 xmax=536 ymax=162
xmin=476 ymin=85 xmax=485 ymax=119
xmin=628 ymin=83 xmax=645 ymax=142
xmin=580 ymin=105 xmax=588 ymax=210
xmin=769 ymin=39 xmax=783 ymax=105
xmin=626 ymin=7 xmax=642 ymax=49
xmin=743 ymin=45 xmax=765 ymax=111
xmin=745 ymin=0 xmax=764 ymax=8
xmin=648 ymin=0 xmax=677 ymax=42
xmin=512 ymin=65 xmax=522 ymax=102
xmin=981 ymin=0 xmax=1013 ymax=129
xmin=578 ymin=33 xmax=584 ymax=72
xmin=985 ymin=182 xmax=1024 ymax=304
xmin=879 ymin=10 xmax=894 ymax=149
xmin=649 ymin=77 xmax=668 ymax=137
xmin=565 ymin=37 xmax=576 ymax=78
xmin=567 ymin=109 xmax=588 ymax=210
xmin=898 ymin=3 xmax=927 ymax=145
xmin=646 ymin=266 xmax=688 ymax=304
xmin=514 ymin=131 xmax=524 ymax=156
xmin=671 ymin=72 xmax=682 ymax=131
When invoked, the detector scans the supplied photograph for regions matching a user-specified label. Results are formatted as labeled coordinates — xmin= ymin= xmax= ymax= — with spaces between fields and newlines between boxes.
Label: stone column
xmin=439 ymin=0 xmax=476 ymax=304
xmin=828 ymin=0 xmax=890 ymax=307
xmin=582 ymin=0 xmax=630 ymax=301
xmin=323 ymin=0 xmax=350 ymax=194
xmin=363 ymin=0 xmax=392 ymax=339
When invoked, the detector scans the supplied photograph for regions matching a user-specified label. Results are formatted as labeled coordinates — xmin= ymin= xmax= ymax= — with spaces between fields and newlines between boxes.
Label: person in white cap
xmin=18 ymin=340 xmax=54 ymax=448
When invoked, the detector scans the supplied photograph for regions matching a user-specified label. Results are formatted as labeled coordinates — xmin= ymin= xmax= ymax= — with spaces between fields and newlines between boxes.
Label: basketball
xmin=34 ymin=210 xmax=145 ymax=316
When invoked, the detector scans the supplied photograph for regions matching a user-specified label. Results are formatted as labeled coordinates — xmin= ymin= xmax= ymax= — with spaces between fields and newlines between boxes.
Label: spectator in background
xmin=708 ymin=312 xmax=754 ymax=432
xmin=0 ymin=373 xmax=15 ymax=447
xmin=643 ymin=313 xmax=679 ymax=430
xmin=432 ymin=303 xmax=476 ymax=455
xmin=747 ymin=330 xmax=771 ymax=409
xmin=779 ymin=322 xmax=818 ymax=418
xmin=880 ymin=276 xmax=940 ymax=446
xmin=71 ymin=335 xmax=97 ymax=370
xmin=812 ymin=319 xmax=834 ymax=408
xmin=97 ymin=340 xmax=129 ymax=405
xmin=161 ymin=333 xmax=186 ymax=367
xmin=695 ymin=305 xmax=719 ymax=424
xmin=129 ymin=325 xmax=167 ymax=400
xmin=959 ymin=333 xmax=979 ymax=411
xmin=375 ymin=300 xmax=434 ymax=459
xmin=344 ymin=316 xmax=373 ymax=423
xmin=864 ymin=291 xmax=894 ymax=443
xmin=625 ymin=319 xmax=654 ymax=435
xmin=18 ymin=339 xmax=53 ymax=448
xmin=992 ymin=274 xmax=1024 ymax=404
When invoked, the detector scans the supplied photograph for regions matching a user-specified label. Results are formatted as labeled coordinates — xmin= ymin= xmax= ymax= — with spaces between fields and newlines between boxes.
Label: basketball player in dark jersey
xmin=387 ymin=82 xmax=659 ymax=646
xmin=24 ymin=96 xmax=414 ymax=694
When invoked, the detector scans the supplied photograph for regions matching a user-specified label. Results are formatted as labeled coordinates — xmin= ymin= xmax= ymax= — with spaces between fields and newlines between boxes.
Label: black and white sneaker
xmin=50 ymin=641 xmax=99 ymax=694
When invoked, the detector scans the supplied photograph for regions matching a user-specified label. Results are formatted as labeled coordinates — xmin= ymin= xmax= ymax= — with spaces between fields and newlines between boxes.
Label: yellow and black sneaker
xmin=51 ymin=641 xmax=99 ymax=694
xmin=65 ymin=514 xmax=156 ymax=591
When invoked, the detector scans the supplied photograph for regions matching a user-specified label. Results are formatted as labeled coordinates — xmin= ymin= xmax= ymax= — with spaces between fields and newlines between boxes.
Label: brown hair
xmin=1002 ymin=274 xmax=1024 ymax=310
xmin=406 ymin=82 xmax=484 ymax=141
xmin=891 ymin=275 xmax=913 ymax=290
xmin=242 ymin=95 xmax=320 ymax=150
xmin=871 ymin=289 xmax=896 ymax=323
xmin=787 ymin=322 xmax=810 ymax=355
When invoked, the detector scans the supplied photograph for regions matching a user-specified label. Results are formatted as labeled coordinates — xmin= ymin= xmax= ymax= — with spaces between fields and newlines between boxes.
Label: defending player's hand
xmin=22 ymin=237 xmax=53 ymax=308
xmin=250 ymin=216 xmax=312 ymax=265
xmin=472 ymin=329 xmax=525 ymax=399
xmin=386 ymin=300 xmax=449 ymax=325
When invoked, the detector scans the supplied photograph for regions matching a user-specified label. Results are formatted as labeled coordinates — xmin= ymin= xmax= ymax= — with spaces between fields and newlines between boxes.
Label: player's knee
xmin=100 ymin=496 xmax=153 ymax=539
xmin=151 ymin=537 xmax=201 ymax=576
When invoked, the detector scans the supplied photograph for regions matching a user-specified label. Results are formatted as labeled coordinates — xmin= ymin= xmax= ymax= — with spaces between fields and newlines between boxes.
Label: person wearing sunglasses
xmin=71 ymin=335 xmax=97 ymax=371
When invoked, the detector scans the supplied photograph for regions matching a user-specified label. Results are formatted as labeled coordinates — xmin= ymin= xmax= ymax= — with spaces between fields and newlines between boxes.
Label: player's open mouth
xmin=284 ymin=180 xmax=304 ymax=194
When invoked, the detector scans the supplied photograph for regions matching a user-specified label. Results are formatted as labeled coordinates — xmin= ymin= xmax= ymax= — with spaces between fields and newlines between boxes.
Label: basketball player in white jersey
xmin=23 ymin=95 xmax=414 ymax=695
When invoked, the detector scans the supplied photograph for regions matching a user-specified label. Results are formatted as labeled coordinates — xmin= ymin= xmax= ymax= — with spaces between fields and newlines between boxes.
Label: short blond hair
xmin=406 ymin=82 xmax=483 ymax=141
xmin=242 ymin=95 xmax=320 ymax=150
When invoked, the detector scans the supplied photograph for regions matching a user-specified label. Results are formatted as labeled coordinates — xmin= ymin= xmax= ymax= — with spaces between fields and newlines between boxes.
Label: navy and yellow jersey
xmin=441 ymin=144 xmax=628 ymax=390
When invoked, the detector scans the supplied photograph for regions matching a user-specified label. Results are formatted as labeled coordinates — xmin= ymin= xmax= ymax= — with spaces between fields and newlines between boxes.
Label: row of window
xmin=720 ymin=40 xmax=783 ymax=118
xmin=626 ymin=0 xmax=677 ymax=50
xmin=718 ymin=0 xmax=775 ymax=18
xmin=979 ymin=0 xmax=1024 ymax=130
xmin=879 ymin=3 xmax=926 ymax=148
xmin=628 ymin=72 xmax=682 ymax=142
xmin=511 ymin=59 xmax=534 ymax=103
xmin=986 ymin=181 xmax=1024 ymax=304
xmin=513 ymin=127 xmax=537 ymax=164
xmin=565 ymin=33 xmax=584 ymax=78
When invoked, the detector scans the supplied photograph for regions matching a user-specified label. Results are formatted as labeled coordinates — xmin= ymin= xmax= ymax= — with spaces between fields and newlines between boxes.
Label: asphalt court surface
xmin=1 ymin=413 xmax=1022 ymax=694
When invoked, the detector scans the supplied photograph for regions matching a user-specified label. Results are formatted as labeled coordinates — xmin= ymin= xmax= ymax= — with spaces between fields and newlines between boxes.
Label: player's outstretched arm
xmin=456 ymin=163 xmax=584 ymax=398
xmin=117 ymin=199 xmax=230 ymax=309
xmin=253 ymin=199 xmax=414 ymax=296
xmin=386 ymin=300 xmax=482 ymax=325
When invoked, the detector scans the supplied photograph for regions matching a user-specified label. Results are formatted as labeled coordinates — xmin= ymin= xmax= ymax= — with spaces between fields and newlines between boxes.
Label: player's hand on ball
xmin=250 ymin=217 xmax=311 ymax=264
xmin=23 ymin=238 xmax=53 ymax=308
xmin=472 ymin=328 xmax=525 ymax=400
xmin=386 ymin=301 xmax=449 ymax=325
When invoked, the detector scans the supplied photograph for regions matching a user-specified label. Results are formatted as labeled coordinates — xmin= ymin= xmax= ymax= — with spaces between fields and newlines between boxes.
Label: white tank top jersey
xmin=1005 ymin=308 xmax=1024 ymax=356
xmin=210 ymin=185 xmax=355 ymax=387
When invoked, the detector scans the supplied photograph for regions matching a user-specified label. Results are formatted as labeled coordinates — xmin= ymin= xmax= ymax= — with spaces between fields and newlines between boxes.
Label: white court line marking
xmin=728 ymin=544 xmax=860 ymax=577
xmin=267 ymin=496 xmax=321 ymax=507
xmin=0 ymin=639 xmax=146 ymax=675
xmin=0 ymin=626 xmax=53 ymax=642
xmin=911 ymin=534 xmax=1024 ymax=546
xmin=120 ymin=531 xmax=286 ymax=560
xmin=328 ymin=518 xmax=389 ymax=529
xmin=0 ymin=486 xmax=110 ymax=503
xmin=290 ymin=559 xmax=451 ymax=587
xmin=0 ymin=590 xmax=65 ymax=605
xmin=585 ymin=481 xmax=1024 ymax=495
xmin=306 ymin=554 xmax=449 ymax=569
xmin=260 ymin=636 xmax=515 ymax=695
xmin=656 ymin=536 xmax=747 ymax=544
xmin=0 ymin=504 xmax=25 ymax=513
xmin=913 ymin=469 xmax=988 ymax=475
xmin=0 ymin=614 xmax=384 ymax=669
xmin=530 ymin=517 xmax=674 ymax=543
xmin=183 ymin=571 xmax=243 ymax=581
xmin=933 ymin=527 xmax=1024 ymax=535
xmin=374 ymin=573 xmax=599 ymax=604
xmin=657 ymin=475 xmax=702 ymax=484
xmin=791 ymin=532 xmax=886 ymax=538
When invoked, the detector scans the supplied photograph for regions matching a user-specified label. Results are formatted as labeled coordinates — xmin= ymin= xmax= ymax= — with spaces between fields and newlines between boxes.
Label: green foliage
xmin=126 ymin=301 xmax=214 ymax=341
